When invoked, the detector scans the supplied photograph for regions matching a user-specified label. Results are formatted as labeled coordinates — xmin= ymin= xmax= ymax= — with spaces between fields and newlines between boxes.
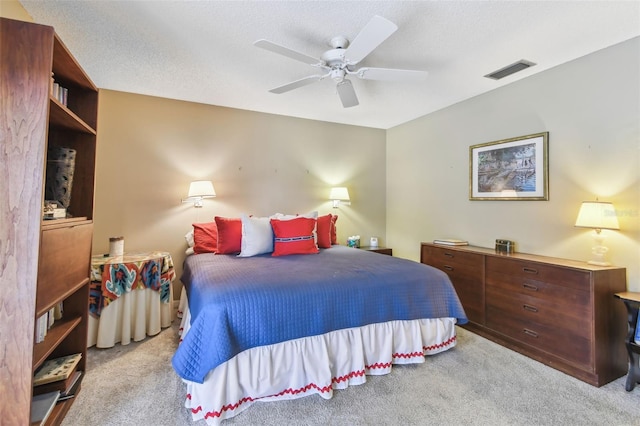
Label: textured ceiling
xmin=19 ymin=1 xmax=640 ymax=129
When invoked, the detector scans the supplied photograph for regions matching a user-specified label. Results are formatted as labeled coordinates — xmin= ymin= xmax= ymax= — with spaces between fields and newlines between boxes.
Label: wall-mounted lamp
xmin=182 ymin=180 xmax=216 ymax=208
xmin=574 ymin=200 xmax=620 ymax=266
xmin=329 ymin=187 xmax=350 ymax=208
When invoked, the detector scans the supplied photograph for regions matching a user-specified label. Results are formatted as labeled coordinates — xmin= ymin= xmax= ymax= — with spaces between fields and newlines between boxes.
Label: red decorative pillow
xmin=331 ymin=215 xmax=338 ymax=245
xmin=316 ymin=214 xmax=333 ymax=248
xmin=192 ymin=222 xmax=218 ymax=254
xmin=214 ymin=216 xmax=242 ymax=254
xmin=270 ymin=217 xmax=319 ymax=256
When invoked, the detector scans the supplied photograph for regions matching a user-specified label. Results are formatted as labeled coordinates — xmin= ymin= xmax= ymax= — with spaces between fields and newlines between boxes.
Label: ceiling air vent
xmin=485 ymin=60 xmax=536 ymax=80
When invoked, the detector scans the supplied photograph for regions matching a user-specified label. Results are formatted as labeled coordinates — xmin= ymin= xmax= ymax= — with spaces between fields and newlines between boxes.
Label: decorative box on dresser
xmin=420 ymin=242 xmax=627 ymax=387
xmin=1 ymin=18 xmax=98 ymax=425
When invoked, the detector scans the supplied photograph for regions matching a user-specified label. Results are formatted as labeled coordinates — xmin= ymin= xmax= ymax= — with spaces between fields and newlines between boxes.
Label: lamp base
xmin=587 ymin=231 xmax=611 ymax=267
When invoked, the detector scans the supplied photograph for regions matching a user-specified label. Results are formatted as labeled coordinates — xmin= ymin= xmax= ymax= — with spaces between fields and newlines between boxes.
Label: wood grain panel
xmin=0 ymin=18 xmax=54 ymax=426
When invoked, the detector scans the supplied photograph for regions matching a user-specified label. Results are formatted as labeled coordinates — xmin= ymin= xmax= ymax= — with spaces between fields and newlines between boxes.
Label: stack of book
xmin=33 ymin=353 xmax=83 ymax=410
xmin=433 ymin=239 xmax=469 ymax=246
xmin=35 ymin=302 xmax=63 ymax=344
xmin=50 ymin=73 xmax=69 ymax=107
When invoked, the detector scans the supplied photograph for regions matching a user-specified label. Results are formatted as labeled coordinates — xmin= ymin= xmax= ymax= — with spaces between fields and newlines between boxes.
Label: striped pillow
xmin=270 ymin=217 xmax=319 ymax=256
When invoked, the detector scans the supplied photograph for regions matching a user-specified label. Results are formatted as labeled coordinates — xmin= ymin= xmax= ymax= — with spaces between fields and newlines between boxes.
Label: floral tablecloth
xmin=90 ymin=251 xmax=175 ymax=318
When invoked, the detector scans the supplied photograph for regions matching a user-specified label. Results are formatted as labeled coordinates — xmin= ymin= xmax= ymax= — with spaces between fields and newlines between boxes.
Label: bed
xmin=172 ymin=244 xmax=467 ymax=424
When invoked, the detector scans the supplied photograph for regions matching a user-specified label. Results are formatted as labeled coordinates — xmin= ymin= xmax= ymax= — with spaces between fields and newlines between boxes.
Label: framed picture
xmin=469 ymin=132 xmax=549 ymax=201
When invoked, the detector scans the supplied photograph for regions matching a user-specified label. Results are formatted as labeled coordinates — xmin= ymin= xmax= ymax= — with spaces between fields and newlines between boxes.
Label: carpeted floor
xmin=61 ymin=322 xmax=640 ymax=426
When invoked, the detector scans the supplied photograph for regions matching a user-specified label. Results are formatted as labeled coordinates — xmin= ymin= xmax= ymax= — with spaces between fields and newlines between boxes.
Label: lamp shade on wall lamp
xmin=574 ymin=201 xmax=619 ymax=266
xmin=183 ymin=180 xmax=216 ymax=207
xmin=329 ymin=187 xmax=350 ymax=208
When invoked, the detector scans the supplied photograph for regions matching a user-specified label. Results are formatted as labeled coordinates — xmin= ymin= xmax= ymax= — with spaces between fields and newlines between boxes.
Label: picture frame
xmin=469 ymin=132 xmax=549 ymax=201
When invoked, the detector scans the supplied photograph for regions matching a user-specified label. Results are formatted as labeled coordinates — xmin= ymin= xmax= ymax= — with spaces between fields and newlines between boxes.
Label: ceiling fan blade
xmin=254 ymin=39 xmax=320 ymax=66
xmin=336 ymin=79 xmax=359 ymax=108
xmin=344 ymin=15 xmax=398 ymax=65
xmin=269 ymin=75 xmax=324 ymax=94
xmin=355 ymin=67 xmax=428 ymax=82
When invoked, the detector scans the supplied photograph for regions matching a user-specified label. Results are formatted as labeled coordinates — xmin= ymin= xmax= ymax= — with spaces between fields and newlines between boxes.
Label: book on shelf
xmin=33 ymin=367 xmax=82 ymax=396
xmin=33 ymin=353 xmax=82 ymax=386
xmin=57 ymin=370 xmax=83 ymax=402
xmin=30 ymin=390 xmax=60 ymax=425
xmin=433 ymin=239 xmax=469 ymax=246
xmin=35 ymin=314 xmax=48 ymax=344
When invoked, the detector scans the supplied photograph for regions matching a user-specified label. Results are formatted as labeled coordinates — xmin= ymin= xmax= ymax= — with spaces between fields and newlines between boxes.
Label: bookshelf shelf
xmin=33 ymin=317 xmax=83 ymax=371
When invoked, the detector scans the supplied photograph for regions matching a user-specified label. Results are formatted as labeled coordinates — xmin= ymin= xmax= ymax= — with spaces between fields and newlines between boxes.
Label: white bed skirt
xmin=177 ymin=294 xmax=458 ymax=425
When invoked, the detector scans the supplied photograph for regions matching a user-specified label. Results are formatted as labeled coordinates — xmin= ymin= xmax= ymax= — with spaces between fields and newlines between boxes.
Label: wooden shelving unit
xmin=1 ymin=17 xmax=98 ymax=425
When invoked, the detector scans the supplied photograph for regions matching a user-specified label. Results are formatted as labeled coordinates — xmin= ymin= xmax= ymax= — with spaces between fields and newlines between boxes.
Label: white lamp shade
xmin=574 ymin=201 xmax=619 ymax=230
xmin=329 ymin=187 xmax=350 ymax=201
xmin=188 ymin=180 xmax=216 ymax=198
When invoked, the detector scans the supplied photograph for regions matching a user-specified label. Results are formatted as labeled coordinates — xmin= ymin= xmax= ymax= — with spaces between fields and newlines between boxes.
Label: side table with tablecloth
xmin=88 ymin=251 xmax=175 ymax=348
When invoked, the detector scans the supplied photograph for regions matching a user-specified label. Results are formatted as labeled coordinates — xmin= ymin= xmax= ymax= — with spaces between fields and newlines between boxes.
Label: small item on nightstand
xmin=370 ymin=237 xmax=379 ymax=248
xmin=347 ymin=235 xmax=360 ymax=248
xmin=495 ymin=239 xmax=515 ymax=254
xmin=109 ymin=236 xmax=124 ymax=256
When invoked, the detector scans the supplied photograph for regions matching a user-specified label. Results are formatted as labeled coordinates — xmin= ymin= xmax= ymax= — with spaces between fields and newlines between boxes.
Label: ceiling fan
xmin=254 ymin=15 xmax=428 ymax=108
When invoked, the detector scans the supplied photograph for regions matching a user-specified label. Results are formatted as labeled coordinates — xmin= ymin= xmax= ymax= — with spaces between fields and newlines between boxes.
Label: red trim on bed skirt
xmin=191 ymin=380 xmax=336 ymax=420
xmin=187 ymin=333 xmax=458 ymax=420
xmin=424 ymin=334 xmax=457 ymax=351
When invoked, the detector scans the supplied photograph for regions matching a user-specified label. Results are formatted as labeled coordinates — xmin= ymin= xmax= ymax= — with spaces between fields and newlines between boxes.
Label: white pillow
xmin=185 ymin=229 xmax=195 ymax=247
xmin=238 ymin=214 xmax=274 ymax=257
xmin=273 ymin=211 xmax=318 ymax=221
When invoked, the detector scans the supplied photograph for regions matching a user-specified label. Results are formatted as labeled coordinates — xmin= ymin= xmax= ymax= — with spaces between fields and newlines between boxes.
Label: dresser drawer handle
xmin=523 ymin=329 xmax=538 ymax=338
xmin=523 ymin=267 xmax=538 ymax=274
xmin=443 ymin=265 xmax=454 ymax=272
xmin=522 ymin=283 xmax=538 ymax=291
xmin=444 ymin=252 xmax=454 ymax=258
xmin=523 ymin=304 xmax=538 ymax=313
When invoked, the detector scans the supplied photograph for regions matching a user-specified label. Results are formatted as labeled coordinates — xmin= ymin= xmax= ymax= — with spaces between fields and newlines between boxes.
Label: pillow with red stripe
xmin=270 ymin=217 xmax=319 ymax=256
xmin=214 ymin=216 xmax=242 ymax=254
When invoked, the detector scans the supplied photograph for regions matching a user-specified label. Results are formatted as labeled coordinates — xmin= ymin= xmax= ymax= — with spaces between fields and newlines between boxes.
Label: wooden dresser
xmin=421 ymin=242 xmax=627 ymax=387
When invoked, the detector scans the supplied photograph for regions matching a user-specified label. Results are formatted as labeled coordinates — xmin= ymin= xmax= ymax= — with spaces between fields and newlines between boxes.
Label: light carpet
xmin=61 ymin=322 xmax=639 ymax=425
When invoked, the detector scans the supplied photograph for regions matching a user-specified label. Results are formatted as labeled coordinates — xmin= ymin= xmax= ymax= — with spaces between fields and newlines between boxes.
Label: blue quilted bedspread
xmin=172 ymin=245 xmax=467 ymax=383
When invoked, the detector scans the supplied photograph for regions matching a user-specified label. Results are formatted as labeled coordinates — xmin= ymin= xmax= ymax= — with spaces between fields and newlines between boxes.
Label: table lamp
xmin=574 ymin=200 xmax=619 ymax=266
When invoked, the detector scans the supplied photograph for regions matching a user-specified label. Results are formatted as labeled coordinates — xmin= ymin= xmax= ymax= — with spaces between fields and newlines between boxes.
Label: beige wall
xmin=387 ymin=37 xmax=640 ymax=291
xmin=0 ymin=0 xmax=31 ymax=21
xmin=94 ymin=90 xmax=387 ymax=293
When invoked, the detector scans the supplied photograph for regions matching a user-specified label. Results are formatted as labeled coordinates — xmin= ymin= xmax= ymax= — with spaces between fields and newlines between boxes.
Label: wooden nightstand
xmin=360 ymin=246 xmax=392 ymax=256
xmin=614 ymin=292 xmax=640 ymax=391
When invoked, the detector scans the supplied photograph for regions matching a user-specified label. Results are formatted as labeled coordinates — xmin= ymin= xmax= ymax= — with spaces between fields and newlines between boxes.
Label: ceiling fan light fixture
xmin=330 ymin=69 xmax=346 ymax=82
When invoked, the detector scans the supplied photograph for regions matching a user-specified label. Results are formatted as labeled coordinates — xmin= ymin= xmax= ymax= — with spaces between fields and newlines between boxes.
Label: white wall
xmin=387 ymin=37 xmax=640 ymax=291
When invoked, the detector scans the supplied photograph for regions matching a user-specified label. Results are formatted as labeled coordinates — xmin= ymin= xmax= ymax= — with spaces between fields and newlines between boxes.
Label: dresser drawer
xmin=36 ymin=221 xmax=93 ymax=313
xmin=422 ymin=245 xmax=484 ymax=323
xmin=485 ymin=287 xmax=591 ymax=339
xmin=486 ymin=270 xmax=591 ymax=311
xmin=486 ymin=303 xmax=592 ymax=367
xmin=422 ymin=245 xmax=482 ymax=269
xmin=486 ymin=256 xmax=590 ymax=291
